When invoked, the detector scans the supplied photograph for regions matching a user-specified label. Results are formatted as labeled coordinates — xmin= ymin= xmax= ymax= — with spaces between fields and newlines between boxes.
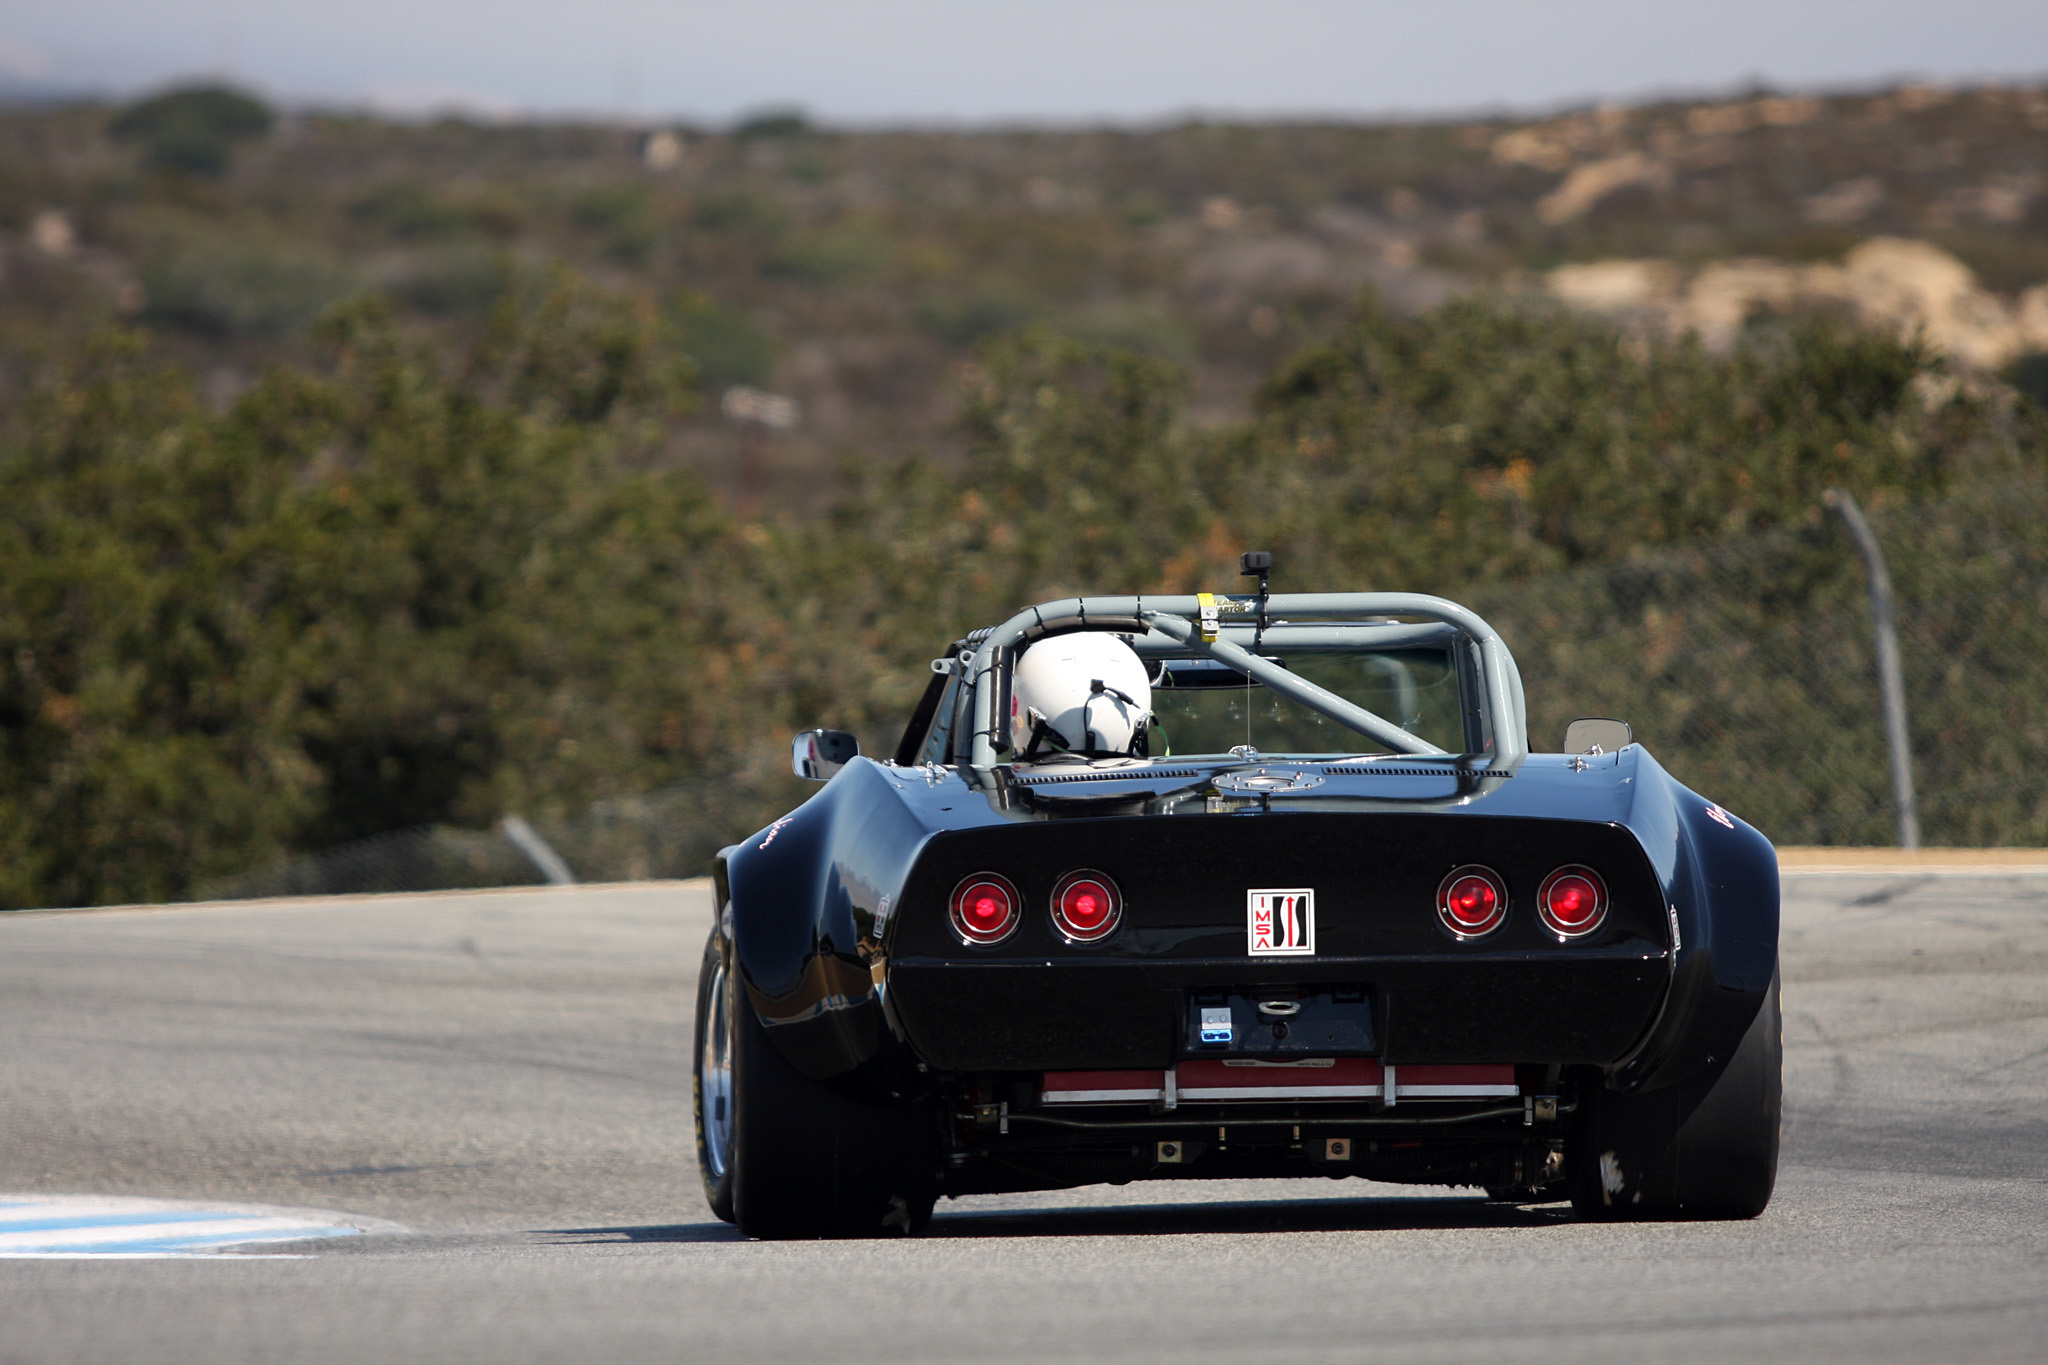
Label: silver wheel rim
xmin=699 ymin=954 xmax=735 ymax=1181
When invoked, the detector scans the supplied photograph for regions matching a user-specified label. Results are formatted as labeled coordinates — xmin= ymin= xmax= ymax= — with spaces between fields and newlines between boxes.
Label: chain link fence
xmin=1467 ymin=476 xmax=2048 ymax=847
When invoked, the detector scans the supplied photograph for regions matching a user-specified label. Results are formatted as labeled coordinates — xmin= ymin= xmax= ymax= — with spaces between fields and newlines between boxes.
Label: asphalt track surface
xmin=1 ymin=872 xmax=2044 ymax=1364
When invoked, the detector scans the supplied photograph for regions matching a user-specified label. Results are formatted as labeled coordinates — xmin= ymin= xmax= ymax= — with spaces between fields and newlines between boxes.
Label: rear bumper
xmin=1042 ymin=1060 xmax=1518 ymax=1105
xmin=885 ymin=951 xmax=1669 ymax=1071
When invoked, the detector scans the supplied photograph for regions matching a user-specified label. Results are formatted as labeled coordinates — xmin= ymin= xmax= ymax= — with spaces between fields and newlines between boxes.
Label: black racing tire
xmin=1567 ymin=963 xmax=1782 ymax=1221
xmin=692 ymin=929 xmax=738 ymax=1224
xmin=703 ymin=929 xmax=937 ymax=1240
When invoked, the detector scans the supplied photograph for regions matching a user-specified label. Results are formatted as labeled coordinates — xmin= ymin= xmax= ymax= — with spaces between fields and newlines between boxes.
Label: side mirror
xmin=792 ymin=728 xmax=859 ymax=780
xmin=1563 ymin=717 xmax=1632 ymax=755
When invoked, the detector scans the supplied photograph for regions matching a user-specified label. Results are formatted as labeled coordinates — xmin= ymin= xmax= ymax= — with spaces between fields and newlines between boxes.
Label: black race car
xmin=695 ymin=578 xmax=1780 ymax=1238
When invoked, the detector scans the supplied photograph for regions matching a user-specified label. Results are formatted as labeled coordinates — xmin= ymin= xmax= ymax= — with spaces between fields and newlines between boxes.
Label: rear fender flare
xmin=1616 ymin=771 xmax=1779 ymax=1093
xmin=719 ymin=760 xmax=932 ymax=1091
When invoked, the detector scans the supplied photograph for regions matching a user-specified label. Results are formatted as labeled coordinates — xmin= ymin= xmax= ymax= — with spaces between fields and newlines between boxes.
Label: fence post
xmin=499 ymin=815 xmax=577 ymax=885
xmin=1824 ymin=489 xmax=1920 ymax=849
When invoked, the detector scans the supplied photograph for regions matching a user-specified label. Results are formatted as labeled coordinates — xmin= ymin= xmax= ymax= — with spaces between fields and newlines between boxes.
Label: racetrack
xmin=1 ymin=870 xmax=2043 ymax=1363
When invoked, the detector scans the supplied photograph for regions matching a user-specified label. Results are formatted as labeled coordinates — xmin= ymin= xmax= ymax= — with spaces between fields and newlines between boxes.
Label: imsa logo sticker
xmin=1248 ymin=889 xmax=1315 ymax=956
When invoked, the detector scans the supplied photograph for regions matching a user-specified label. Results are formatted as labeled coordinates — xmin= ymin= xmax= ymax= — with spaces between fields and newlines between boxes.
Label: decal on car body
xmin=1247 ymin=889 xmax=1315 ymax=956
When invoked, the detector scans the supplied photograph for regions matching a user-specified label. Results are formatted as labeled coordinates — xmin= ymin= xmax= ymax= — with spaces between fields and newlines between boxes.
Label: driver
xmin=1009 ymin=632 xmax=1153 ymax=760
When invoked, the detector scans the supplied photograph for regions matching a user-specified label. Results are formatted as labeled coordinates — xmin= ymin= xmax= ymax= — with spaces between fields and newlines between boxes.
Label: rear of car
xmin=882 ymin=782 xmax=1671 ymax=1196
xmin=697 ymin=588 xmax=1779 ymax=1237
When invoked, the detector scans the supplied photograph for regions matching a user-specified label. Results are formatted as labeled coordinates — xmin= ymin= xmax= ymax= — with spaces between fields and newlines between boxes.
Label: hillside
xmin=5 ymin=82 xmax=2047 ymax=511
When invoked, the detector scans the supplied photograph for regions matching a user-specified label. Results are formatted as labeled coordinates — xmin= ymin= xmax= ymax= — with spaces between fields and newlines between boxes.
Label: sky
xmin=1 ymin=0 xmax=2045 ymax=125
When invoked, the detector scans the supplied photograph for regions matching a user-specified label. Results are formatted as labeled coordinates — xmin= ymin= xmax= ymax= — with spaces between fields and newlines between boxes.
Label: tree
xmin=0 ymin=274 xmax=755 ymax=907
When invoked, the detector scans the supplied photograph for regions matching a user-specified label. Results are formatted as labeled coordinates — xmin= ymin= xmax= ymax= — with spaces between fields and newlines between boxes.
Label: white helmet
xmin=1010 ymin=633 xmax=1153 ymax=758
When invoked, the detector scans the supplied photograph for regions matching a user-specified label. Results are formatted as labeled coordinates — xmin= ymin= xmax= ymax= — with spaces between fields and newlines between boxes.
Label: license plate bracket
xmin=1185 ymin=987 xmax=1376 ymax=1055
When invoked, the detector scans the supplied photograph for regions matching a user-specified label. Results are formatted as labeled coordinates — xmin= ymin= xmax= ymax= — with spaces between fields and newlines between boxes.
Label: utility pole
xmin=1825 ymin=489 xmax=1919 ymax=849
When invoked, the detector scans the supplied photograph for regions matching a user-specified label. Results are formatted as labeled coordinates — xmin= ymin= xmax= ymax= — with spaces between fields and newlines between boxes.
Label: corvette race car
xmin=695 ymin=570 xmax=1781 ymax=1238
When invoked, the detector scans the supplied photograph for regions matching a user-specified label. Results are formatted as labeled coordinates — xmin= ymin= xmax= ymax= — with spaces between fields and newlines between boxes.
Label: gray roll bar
xmin=1139 ymin=611 xmax=1444 ymax=756
xmin=1131 ymin=621 xmax=1458 ymax=654
xmin=965 ymin=592 xmax=1528 ymax=772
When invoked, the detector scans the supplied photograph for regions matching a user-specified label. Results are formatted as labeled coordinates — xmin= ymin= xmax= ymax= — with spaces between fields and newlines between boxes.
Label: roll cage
xmin=896 ymin=593 xmax=1528 ymax=774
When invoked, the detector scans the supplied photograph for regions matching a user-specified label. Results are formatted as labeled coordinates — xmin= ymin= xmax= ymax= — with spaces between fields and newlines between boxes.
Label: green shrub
xmin=787 ymin=295 xmax=2044 ymax=800
xmin=570 ymin=184 xmax=659 ymax=262
xmin=763 ymin=225 xmax=889 ymax=285
xmin=5 ymin=283 xmax=2044 ymax=906
xmin=732 ymin=108 xmax=811 ymax=139
xmin=349 ymin=183 xmax=470 ymax=241
xmin=689 ymin=190 xmax=789 ymax=238
xmin=140 ymin=245 xmax=358 ymax=339
xmin=108 ymin=84 xmax=273 ymax=177
xmin=916 ymin=289 xmax=1042 ymax=346
xmin=0 ymin=276 xmax=737 ymax=908
xmin=672 ymin=292 xmax=777 ymax=391
xmin=384 ymin=246 xmax=512 ymax=318
xmin=1064 ymin=301 xmax=1198 ymax=364
xmin=2006 ymin=350 xmax=2048 ymax=411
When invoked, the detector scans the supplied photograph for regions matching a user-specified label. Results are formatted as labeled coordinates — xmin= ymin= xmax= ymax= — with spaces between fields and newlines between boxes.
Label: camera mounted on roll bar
xmin=1240 ymin=550 xmax=1273 ymax=648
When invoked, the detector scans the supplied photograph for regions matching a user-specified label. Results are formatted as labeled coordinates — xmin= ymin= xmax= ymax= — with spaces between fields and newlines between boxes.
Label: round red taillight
xmin=950 ymin=873 xmax=1021 ymax=946
xmin=1538 ymin=865 xmax=1608 ymax=939
xmin=1051 ymin=870 xmax=1122 ymax=943
xmin=1437 ymin=865 xmax=1508 ymax=939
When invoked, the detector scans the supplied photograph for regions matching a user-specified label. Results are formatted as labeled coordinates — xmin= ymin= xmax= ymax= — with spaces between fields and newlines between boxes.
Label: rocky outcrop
xmin=1547 ymin=238 xmax=2048 ymax=367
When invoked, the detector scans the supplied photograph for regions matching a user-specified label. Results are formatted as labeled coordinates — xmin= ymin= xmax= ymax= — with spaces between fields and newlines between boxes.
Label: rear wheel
xmin=697 ymin=928 xmax=937 ymax=1239
xmin=692 ymin=932 xmax=738 ymax=1223
xmin=1568 ymin=964 xmax=1782 ymax=1221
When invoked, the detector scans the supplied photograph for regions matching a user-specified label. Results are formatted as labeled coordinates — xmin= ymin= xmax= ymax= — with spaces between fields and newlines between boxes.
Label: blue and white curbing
xmin=0 ymin=1195 xmax=394 ymax=1257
